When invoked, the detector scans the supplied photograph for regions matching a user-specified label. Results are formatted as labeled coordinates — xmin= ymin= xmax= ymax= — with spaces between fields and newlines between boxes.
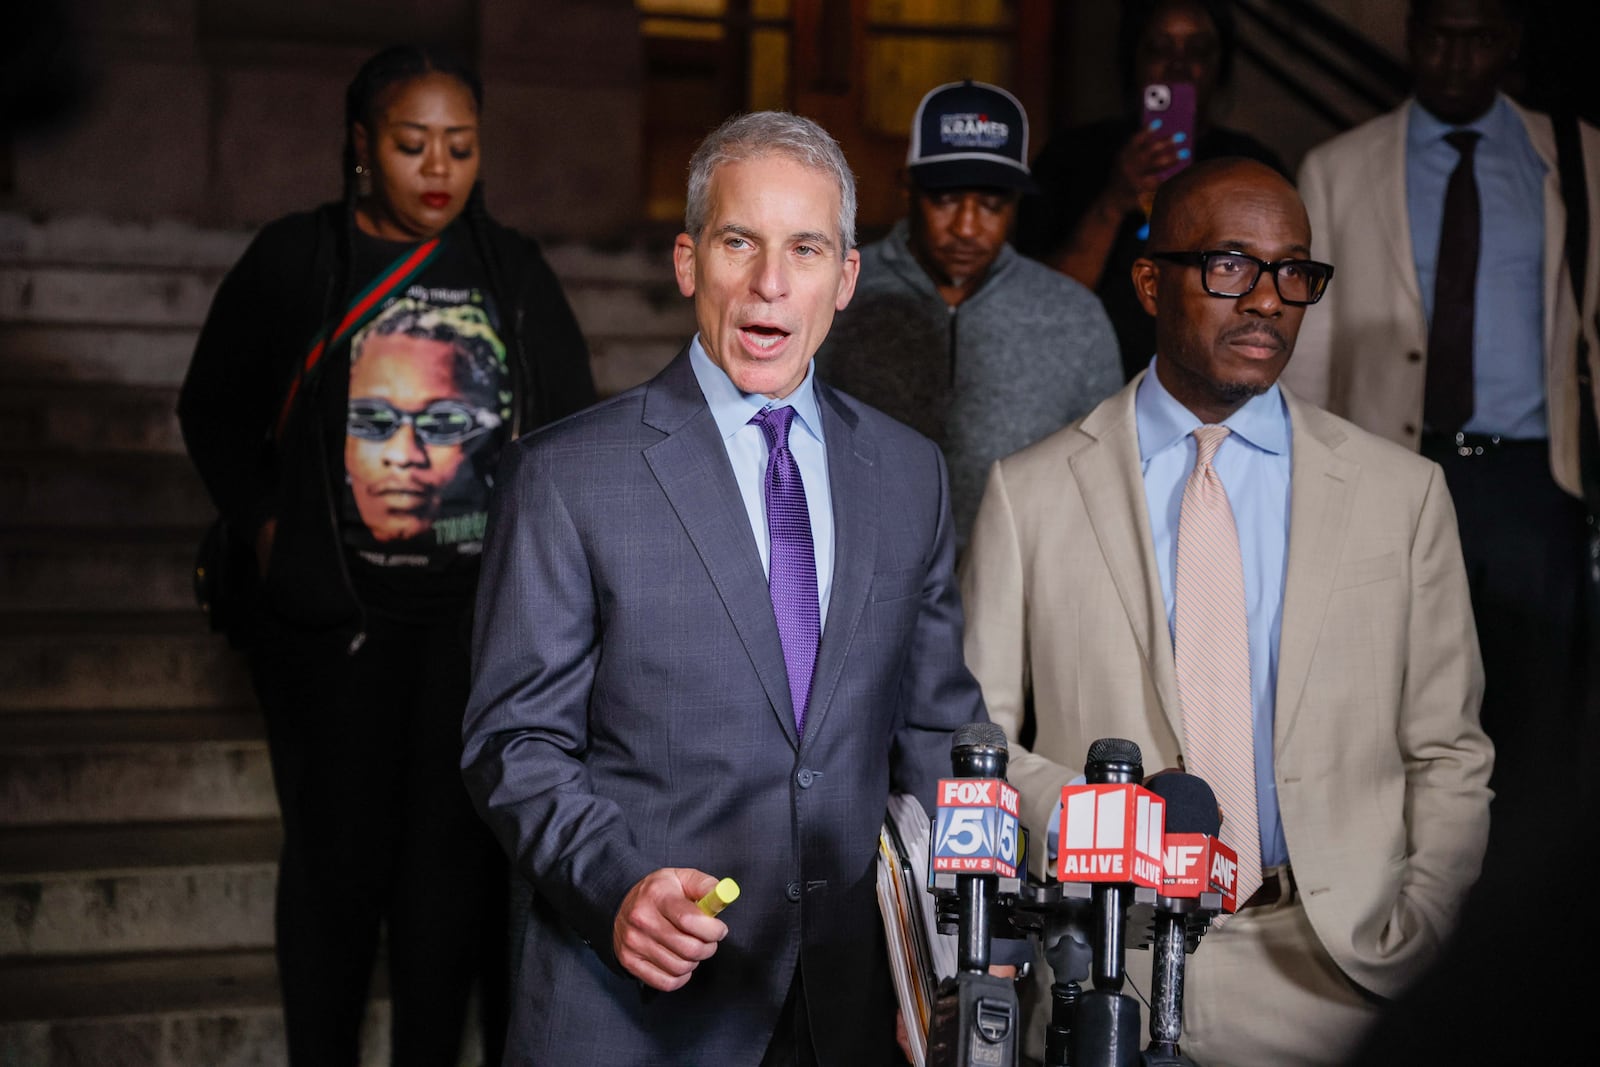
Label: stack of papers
xmin=876 ymin=792 xmax=958 ymax=1067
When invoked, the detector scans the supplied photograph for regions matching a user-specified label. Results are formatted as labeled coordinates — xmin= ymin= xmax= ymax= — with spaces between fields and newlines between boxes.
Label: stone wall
xmin=5 ymin=0 xmax=644 ymax=242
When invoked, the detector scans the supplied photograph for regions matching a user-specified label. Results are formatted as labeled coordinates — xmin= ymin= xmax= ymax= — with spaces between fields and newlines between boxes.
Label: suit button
xmin=786 ymin=881 xmax=802 ymax=902
xmin=1407 ymin=350 xmax=1422 ymax=363
xmin=796 ymin=768 xmax=815 ymax=788
xmin=1403 ymin=423 xmax=1417 ymax=436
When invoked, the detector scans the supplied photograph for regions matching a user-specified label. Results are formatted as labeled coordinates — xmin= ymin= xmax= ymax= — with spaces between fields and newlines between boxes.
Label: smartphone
xmin=1141 ymin=81 xmax=1198 ymax=182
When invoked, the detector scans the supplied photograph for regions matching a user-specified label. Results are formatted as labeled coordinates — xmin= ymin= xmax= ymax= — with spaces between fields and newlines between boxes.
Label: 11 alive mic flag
xmin=931 ymin=777 xmax=1021 ymax=878
xmin=1058 ymin=783 xmax=1165 ymax=887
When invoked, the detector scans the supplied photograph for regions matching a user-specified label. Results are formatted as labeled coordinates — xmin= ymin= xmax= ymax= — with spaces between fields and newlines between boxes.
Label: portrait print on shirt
xmin=341 ymin=295 xmax=510 ymax=570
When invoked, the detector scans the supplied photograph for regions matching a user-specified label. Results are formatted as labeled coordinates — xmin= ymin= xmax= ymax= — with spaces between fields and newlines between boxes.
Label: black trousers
xmin=251 ymin=609 xmax=508 ymax=1066
xmin=759 ymin=971 xmax=818 ymax=1067
xmin=1420 ymin=436 xmax=1589 ymax=799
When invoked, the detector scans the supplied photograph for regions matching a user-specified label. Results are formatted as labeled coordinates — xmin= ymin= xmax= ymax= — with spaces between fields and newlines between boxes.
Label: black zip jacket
xmin=177 ymin=202 xmax=597 ymax=636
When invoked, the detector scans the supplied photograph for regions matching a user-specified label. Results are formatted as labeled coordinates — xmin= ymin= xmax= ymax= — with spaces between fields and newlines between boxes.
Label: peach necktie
xmin=1174 ymin=424 xmax=1262 ymax=907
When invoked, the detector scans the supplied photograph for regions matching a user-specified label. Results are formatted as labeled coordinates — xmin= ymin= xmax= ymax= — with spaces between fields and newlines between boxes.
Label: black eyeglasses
xmin=1149 ymin=250 xmax=1335 ymax=306
xmin=347 ymin=398 xmax=502 ymax=446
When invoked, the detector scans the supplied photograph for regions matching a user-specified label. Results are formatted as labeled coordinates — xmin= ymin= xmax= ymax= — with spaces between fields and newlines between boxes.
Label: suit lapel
xmin=1516 ymin=102 xmax=1570 ymax=394
xmin=1275 ymin=390 xmax=1358 ymax=746
xmin=642 ymin=351 xmax=800 ymax=747
xmin=803 ymin=382 xmax=877 ymax=747
xmin=1071 ymin=380 xmax=1184 ymax=736
xmin=1375 ymin=107 xmax=1425 ymax=323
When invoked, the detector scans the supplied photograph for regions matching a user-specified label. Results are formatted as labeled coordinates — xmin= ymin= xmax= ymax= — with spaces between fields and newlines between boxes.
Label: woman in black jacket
xmin=178 ymin=44 xmax=596 ymax=1066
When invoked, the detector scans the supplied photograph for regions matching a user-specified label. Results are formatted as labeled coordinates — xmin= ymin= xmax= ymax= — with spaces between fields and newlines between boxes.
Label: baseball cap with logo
xmin=906 ymin=79 xmax=1037 ymax=194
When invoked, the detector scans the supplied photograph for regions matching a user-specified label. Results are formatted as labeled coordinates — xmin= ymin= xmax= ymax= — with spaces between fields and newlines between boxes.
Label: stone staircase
xmin=0 ymin=212 xmax=690 ymax=1065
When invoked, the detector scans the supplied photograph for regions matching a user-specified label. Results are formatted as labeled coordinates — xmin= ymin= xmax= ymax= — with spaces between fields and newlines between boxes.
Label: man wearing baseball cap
xmin=817 ymin=79 xmax=1121 ymax=552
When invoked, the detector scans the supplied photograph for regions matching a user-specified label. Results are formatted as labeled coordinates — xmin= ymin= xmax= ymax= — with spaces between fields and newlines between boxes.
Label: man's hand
xmin=895 ymin=966 xmax=1018 ymax=1062
xmin=613 ymin=867 xmax=728 ymax=991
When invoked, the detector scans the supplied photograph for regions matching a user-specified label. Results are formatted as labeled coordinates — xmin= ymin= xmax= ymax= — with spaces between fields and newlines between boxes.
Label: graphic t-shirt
xmin=334 ymin=224 xmax=511 ymax=617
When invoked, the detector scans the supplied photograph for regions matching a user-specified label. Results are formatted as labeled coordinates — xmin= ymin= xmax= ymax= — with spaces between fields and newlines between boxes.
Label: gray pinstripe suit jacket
xmin=462 ymin=348 xmax=988 ymax=1065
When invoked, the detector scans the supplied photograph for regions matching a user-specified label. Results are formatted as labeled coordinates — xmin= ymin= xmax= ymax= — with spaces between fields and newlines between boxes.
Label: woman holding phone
xmin=1015 ymin=0 xmax=1288 ymax=380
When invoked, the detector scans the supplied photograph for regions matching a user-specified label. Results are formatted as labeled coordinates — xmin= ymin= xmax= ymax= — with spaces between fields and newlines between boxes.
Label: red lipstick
xmin=422 ymin=192 xmax=452 ymax=209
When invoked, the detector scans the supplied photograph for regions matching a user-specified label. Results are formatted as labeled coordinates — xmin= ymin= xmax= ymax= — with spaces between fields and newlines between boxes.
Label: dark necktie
xmin=752 ymin=406 xmax=819 ymax=738
xmin=1424 ymin=129 xmax=1482 ymax=434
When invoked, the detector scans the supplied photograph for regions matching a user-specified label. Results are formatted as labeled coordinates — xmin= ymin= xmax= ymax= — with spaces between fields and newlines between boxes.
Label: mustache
xmin=1221 ymin=323 xmax=1288 ymax=351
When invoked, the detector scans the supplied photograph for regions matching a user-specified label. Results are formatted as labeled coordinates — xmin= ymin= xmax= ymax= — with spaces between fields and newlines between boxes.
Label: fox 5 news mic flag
xmin=1057 ymin=783 xmax=1165 ymax=888
xmin=932 ymin=777 xmax=1021 ymax=879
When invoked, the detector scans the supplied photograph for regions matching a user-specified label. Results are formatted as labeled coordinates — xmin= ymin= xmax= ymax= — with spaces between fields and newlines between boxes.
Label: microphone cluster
xmin=925 ymin=734 xmax=1237 ymax=1067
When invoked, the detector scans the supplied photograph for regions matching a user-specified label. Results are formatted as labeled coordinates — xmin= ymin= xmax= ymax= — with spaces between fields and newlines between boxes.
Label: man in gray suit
xmin=462 ymin=111 xmax=989 ymax=1065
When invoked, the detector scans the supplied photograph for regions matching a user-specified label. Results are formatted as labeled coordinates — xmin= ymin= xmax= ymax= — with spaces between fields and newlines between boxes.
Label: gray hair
xmin=684 ymin=111 xmax=858 ymax=251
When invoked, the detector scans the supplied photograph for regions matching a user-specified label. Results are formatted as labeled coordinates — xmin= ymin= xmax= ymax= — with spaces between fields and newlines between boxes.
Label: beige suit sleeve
xmin=961 ymin=460 xmax=1080 ymax=878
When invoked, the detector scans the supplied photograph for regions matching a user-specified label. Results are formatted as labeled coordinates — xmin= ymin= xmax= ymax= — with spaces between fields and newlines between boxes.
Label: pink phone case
xmin=1141 ymin=82 xmax=1198 ymax=182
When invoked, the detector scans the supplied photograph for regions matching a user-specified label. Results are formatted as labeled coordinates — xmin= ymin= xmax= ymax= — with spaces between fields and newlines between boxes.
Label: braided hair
xmin=342 ymin=44 xmax=486 ymax=224
xmin=315 ymin=45 xmax=507 ymax=394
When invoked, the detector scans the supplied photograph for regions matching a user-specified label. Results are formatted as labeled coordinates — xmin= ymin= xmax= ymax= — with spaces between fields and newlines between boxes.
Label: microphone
xmin=926 ymin=722 xmax=1022 ymax=1067
xmin=934 ymin=722 xmax=1022 ymax=970
xmin=1147 ymin=773 xmax=1238 ymax=911
xmin=1058 ymin=739 xmax=1166 ymax=988
xmin=1055 ymin=739 xmax=1166 ymax=1067
xmin=1141 ymin=773 xmax=1236 ymax=1065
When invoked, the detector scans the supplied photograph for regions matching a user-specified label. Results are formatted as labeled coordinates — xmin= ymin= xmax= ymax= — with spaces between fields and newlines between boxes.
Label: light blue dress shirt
xmin=689 ymin=337 xmax=835 ymax=628
xmin=1407 ymin=93 xmax=1548 ymax=439
xmin=1136 ymin=363 xmax=1292 ymax=867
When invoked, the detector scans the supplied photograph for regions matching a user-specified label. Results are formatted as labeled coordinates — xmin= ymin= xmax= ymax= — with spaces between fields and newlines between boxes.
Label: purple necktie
xmin=752 ymin=405 xmax=819 ymax=737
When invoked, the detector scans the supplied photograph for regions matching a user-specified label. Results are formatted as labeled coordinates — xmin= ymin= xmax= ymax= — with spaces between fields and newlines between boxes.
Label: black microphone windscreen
xmin=1086 ymin=737 xmax=1142 ymax=767
xmin=1145 ymin=772 xmax=1222 ymax=837
xmin=953 ymin=721 xmax=1008 ymax=752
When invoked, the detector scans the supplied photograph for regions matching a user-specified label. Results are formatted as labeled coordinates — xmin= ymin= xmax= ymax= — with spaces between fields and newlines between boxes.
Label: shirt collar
xmin=1135 ymin=358 xmax=1289 ymax=465
xmin=1408 ymin=90 xmax=1513 ymax=148
xmin=688 ymin=334 xmax=825 ymax=445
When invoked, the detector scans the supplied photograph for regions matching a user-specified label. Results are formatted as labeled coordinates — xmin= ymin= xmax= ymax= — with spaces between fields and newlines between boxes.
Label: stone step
xmin=0 ymin=947 xmax=279 ymax=1024
xmin=0 ymin=820 xmax=279 ymax=958
xmin=0 ymin=212 xmax=251 ymax=272
xmin=0 ymin=323 xmax=197 ymax=388
xmin=587 ymin=335 xmax=680 ymax=398
xmin=0 ymin=951 xmax=444 ymax=1067
xmin=0 ymin=526 xmax=200 ymax=613
xmin=565 ymin=282 xmax=697 ymax=342
xmin=0 ymin=997 xmax=401 ymax=1067
xmin=0 ymin=264 xmax=219 ymax=330
xmin=1 ymin=261 xmax=695 ymax=347
xmin=0 ymin=709 xmax=273 ymax=827
xmin=1 ymin=318 xmax=680 ymax=397
xmin=0 ymin=383 xmax=185 ymax=456
xmin=0 ymin=612 xmax=252 ymax=712
xmin=0 ymin=452 xmax=213 ymax=528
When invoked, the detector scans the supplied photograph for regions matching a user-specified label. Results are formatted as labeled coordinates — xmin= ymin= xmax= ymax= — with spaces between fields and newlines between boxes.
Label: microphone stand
xmin=1140 ymin=899 xmax=1205 ymax=1067
xmin=926 ymin=727 xmax=1023 ymax=1067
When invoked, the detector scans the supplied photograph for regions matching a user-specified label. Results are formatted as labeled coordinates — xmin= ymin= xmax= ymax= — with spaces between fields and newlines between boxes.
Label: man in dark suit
xmin=461 ymin=111 xmax=989 ymax=1065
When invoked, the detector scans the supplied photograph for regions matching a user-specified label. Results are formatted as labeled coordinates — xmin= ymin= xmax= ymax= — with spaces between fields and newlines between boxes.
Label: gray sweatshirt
xmin=817 ymin=220 xmax=1122 ymax=551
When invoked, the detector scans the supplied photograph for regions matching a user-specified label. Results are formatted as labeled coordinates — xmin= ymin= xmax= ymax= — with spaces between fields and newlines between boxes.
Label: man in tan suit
xmin=961 ymin=158 xmax=1492 ymax=1066
xmin=1283 ymin=0 xmax=1600 ymax=795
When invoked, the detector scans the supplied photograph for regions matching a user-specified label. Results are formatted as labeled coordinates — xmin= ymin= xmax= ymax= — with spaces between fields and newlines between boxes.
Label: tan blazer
xmin=1284 ymin=96 xmax=1600 ymax=498
xmin=959 ymin=377 xmax=1492 ymax=1000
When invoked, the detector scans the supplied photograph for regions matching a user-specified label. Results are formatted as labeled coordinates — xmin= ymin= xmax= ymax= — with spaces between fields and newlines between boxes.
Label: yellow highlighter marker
xmin=696 ymin=877 xmax=740 ymax=917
